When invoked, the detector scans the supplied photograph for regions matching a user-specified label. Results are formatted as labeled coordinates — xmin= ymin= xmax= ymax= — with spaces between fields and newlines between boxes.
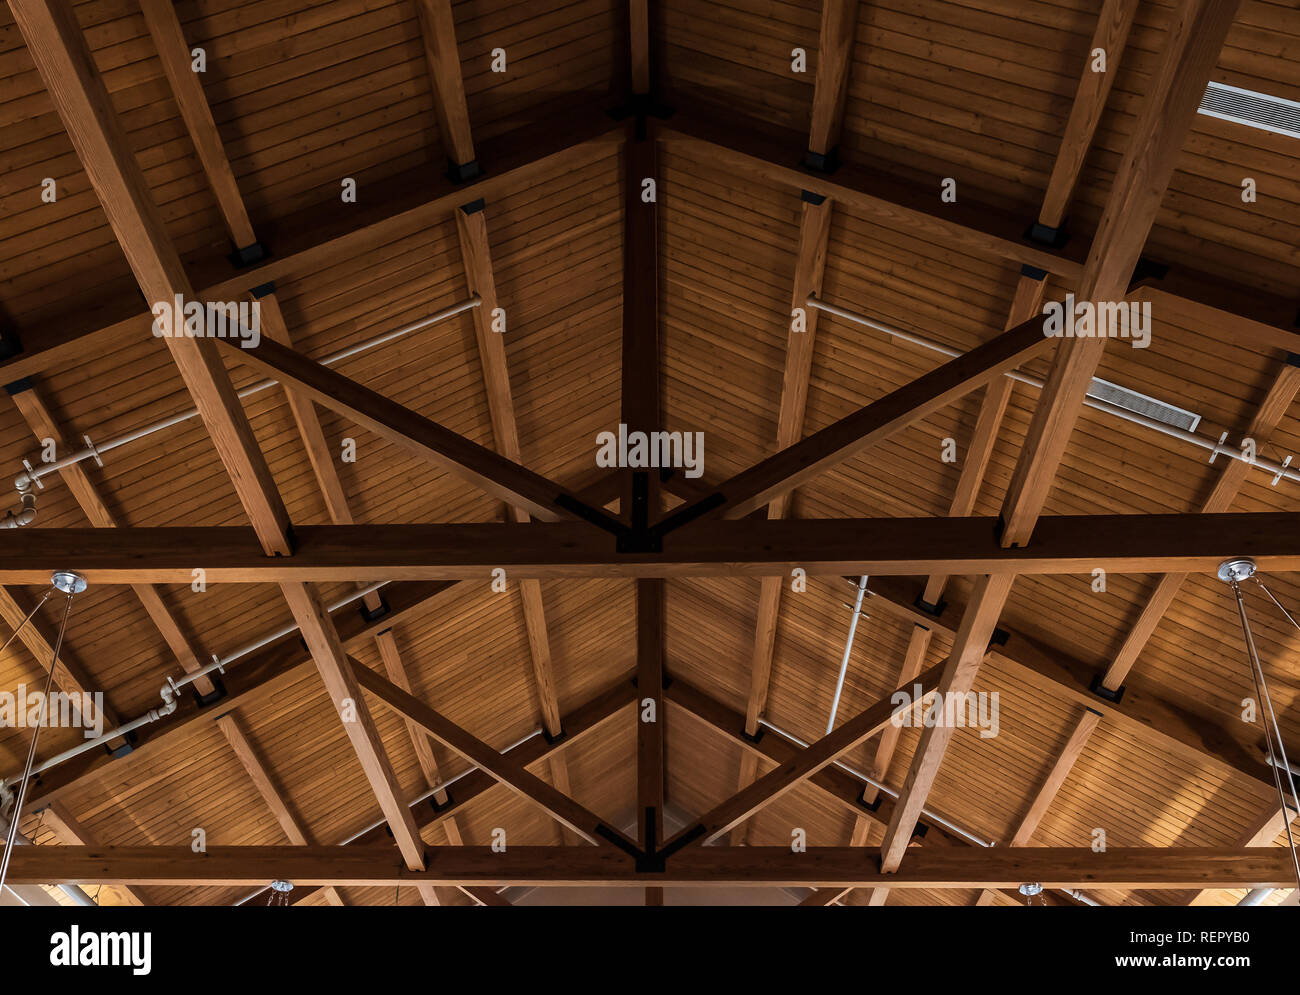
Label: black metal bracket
xmin=633 ymin=807 xmax=668 ymax=872
xmin=649 ymin=491 xmax=726 ymax=542
xmin=740 ymin=725 xmax=765 ymax=745
xmin=228 ymin=241 xmax=269 ymax=268
xmin=1089 ymin=673 xmax=1125 ymax=704
xmin=595 ymin=824 xmax=644 ymax=861
xmin=856 ymin=789 xmax=881 ymax=813
xmin=249 ymin=280 xmax=276 ymax=299
xmin=913 ymin=594 xmax=947 ymax=619
xmin=552 ymin=492 xmax=629 ymax=541
xmin=192 ymin=675 xmax=227 ymax=708
xmin=541 ymin=726 xmax=567 ymax=747
xmin=1129 ymin=255 xmax=1169 ymax=290
xmin=446 ymin=159 xmax=483 ymax=184
xmin=911 ymin=821 xmax=929 ymax=840
xmin=1285 ymin=352 xmax=1300 ymax=369
xmin=429 ymin=791 xmax=456 ymax=814
xmin=802 ymin=147 xmax=840 ymax=174
xmin=608 ymin=93 xmax=674 ymax=126
xmin=1019 ymin=262 xmax=1048 ymax=281
xmin=458 ymin=197 xmax=486 ymax=216
xmin=988 ymin=626 xmax=1010 ymax=649
xmin=0 ymin=329 xmax=23 ymax=362
xmin=1025 ymin=221 xmax=1069 ymax=249
xmin=359 ymin=593 xmax=391 ymax=624
xmin=4 ymin=377 xmax=33 ymax=396
xmin=801 ymin=188 xmax=827 ymax=206
xmin=655 ymin=823 xmax=705 ymax=862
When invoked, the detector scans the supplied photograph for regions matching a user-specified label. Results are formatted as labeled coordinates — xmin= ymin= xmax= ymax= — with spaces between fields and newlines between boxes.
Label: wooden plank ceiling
xmin=0 ymin=0 xmax=1297 ymax=906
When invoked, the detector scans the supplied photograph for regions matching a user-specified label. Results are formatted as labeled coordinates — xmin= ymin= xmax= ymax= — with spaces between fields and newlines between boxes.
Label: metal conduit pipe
xmin=757 ymin=715 xmax=1101 ymax=907
xmin=9 ymin=297 xmax=482 ymax=499
xmin=232 ymin=726 xmax=545 ymax=906
xmin=1238 ymin=888 xmax=1274 ymax=906
xmin=807 ymin=297 xmax=1300 ymax=488
xmin=0 ymin=582 xmax=392 ymax=789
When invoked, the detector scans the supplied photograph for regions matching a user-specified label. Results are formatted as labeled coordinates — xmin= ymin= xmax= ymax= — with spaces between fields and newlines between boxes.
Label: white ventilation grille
xmin=1198 ymin=81 xmax=1300 ymax=140
xmin=1087 ymin=377 xmax=1202 ymax=433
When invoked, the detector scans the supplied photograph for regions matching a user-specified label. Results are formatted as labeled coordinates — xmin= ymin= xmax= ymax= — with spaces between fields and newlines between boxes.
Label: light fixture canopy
xmin=1217 ymin=558 xmax=1257 ymax=583
xmin=51 ymin=570 xmax=88 ymax=594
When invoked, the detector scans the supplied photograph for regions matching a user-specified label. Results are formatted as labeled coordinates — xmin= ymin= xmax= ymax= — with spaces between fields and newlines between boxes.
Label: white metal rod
xmin=826 ymin=576 xmax=869 ymax=734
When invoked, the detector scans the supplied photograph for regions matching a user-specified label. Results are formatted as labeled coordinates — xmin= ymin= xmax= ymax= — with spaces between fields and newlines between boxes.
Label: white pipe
xmin=807 ymin=296 xmax=1300 ymax=487
xmin=233 ymin=726 xmax=545 ymax=906
xmin=826 ymin=576 xmax=868 ymax=734
xmin=16 ymin=298 xmax=481 ymax=491
xmin=757 ymin=715 xmax=1101 ymax=906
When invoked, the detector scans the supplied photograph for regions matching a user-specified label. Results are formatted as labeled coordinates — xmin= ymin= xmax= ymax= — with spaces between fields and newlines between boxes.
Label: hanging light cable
xmin=0 ymin=571 xmax=87 ymax=894
xmin=1217 ymin=558 xmax=1300 ymax=893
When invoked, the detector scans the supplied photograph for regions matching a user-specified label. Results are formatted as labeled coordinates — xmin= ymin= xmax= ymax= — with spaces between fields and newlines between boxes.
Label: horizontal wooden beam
xmin=6 ymin=845 xmax=1294 ymax=889
xmin=1 ymin=513 xmax=1298 ymax=583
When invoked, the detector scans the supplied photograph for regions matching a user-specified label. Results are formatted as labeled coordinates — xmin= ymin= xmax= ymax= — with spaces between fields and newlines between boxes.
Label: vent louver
xmin=1198 ymin=81 xmax=1300 ymax=140
xmin=1086 ymin=377 xmax=1202 ymax=433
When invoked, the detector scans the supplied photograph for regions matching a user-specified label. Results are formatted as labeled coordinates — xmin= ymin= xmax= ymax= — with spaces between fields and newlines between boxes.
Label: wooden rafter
xmin=454 ymin=201 xmax=572 ymax=826
xmin=139 ymin=0 xmax=385 ymax=613
xmin=0 ymin=113 xmax=622 ymax=389
xmin=657 ymin=112 xmax=1300 ymax=357
xmin=414 ymin=0 xmax=476 ymax=174
xmin=1036 ymin=0 xmax=1141 ymax=234
xmin=807 ymin=0 xmax=859 ymax=163
xmin=865 ymin=273 xmax=1047 ymax=806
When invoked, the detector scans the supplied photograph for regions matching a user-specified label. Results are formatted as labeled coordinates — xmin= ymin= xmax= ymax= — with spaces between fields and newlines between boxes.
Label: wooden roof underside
xmin=1 ymin=0 xmax=1298 ymax=907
